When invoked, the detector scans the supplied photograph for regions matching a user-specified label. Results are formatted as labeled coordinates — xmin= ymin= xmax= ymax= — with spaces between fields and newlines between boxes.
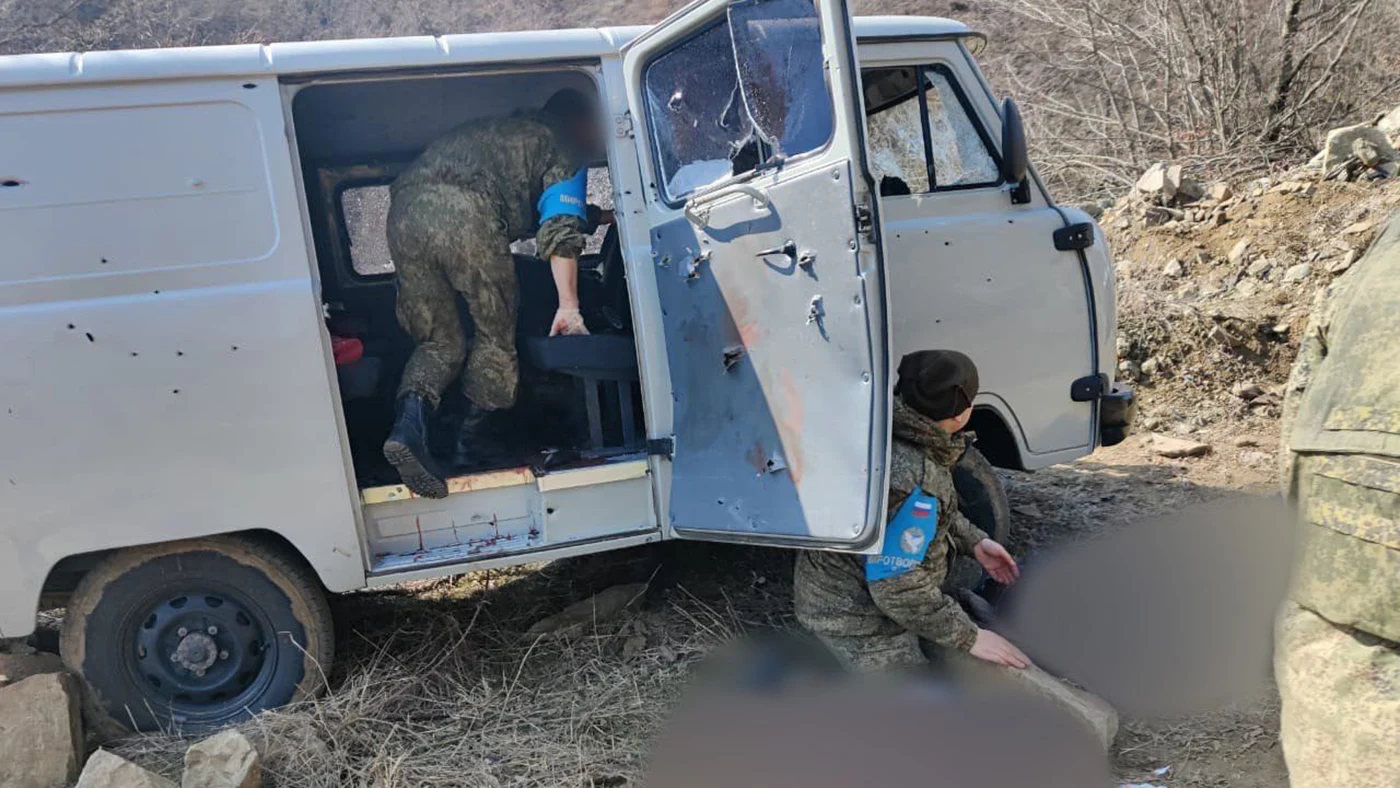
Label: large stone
xmin=1228 ymin=238 xmax=1253 ymax=265
xmin=0 ymin=652 xmax=65 ymax=688
xmin=1377 ymin=105 xmax=1400 ymax=136
xmin=1148 ymin=434 xmax=1211 ymax=458
xmin=527 ymin=583 xmax=649 ymax=637
xmin=1206 ymin=181 xmax=1233 ymax=202
xmin=1161 ymin=258 xmax=1185 ymax=278
xmin=78 ymin=750 xmax=176 ymax=788
xmin=0 ymin=673 xmax=84 ymax=788
xmin=954 ymin=659 xmax=1119 ymax=752
xmin=1247 ymin=259 xmax=1273 ymax=278
xmin=183 ymin=730 xmax=260 ymax=788
xmin=1322 ymin=124 xmax=1399 ymax=170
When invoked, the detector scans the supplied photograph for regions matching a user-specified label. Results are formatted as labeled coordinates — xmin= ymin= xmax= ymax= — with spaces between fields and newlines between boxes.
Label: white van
xmin=0 ymin=0 xmax=1131 ymax=731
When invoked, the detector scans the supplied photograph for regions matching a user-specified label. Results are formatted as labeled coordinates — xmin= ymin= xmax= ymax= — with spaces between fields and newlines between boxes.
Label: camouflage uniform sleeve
xmin=537 ymin=215 xmax=588 ymax=260
xmin=946 ymin=507 xmax=990 ymax=556
xmin=535 ymin=147 xmax=590 ymax=261
xmin=868 ymin=569 xmax=979 ymax=652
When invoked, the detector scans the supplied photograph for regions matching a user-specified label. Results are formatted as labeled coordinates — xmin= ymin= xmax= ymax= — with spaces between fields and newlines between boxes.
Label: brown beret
xmin=895 ymin=350 xmax=980 ymax=422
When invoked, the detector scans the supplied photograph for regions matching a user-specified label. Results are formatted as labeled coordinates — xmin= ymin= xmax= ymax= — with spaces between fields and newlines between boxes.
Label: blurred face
xmin=572 ymin=113 xmax=605 ymax=161
xmin=937 ymin=406 xmax=975 ymax=434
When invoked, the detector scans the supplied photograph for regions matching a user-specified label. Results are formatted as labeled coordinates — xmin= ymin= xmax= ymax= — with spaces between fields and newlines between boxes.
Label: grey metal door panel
xmin=655 ymin=165 xmax=879 ymax=545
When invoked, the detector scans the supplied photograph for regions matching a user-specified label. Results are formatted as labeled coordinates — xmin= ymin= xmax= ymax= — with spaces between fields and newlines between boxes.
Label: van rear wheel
xmin=60 ymin=536 xmax=333 ymax=734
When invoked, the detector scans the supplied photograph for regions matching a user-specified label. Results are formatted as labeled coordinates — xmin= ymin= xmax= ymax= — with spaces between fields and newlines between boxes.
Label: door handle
xmin=684 ymin=183 xmax=772 ymax=227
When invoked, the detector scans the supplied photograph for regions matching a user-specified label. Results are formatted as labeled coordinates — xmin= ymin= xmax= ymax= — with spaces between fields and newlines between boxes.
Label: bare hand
xmin=549 ymin=308 xmax=589 ymax=337
xmin=970 ymin=628 xmax=1032 ymax=669
xmin=974 ymin=538 xmax=1020 ymax=585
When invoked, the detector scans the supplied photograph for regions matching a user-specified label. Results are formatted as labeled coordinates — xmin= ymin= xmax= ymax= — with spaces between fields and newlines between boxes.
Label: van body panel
xmin=0 ymin=77 xmax=364 ymax=638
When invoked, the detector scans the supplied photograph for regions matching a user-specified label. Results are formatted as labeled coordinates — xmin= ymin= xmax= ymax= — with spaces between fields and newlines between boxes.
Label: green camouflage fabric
xmin=1276 ymin=214 xmax=1400 ymax=788
xmin=388 ymin=112 xmax=591 ymax=409
xmin=793 ymin=400 xmax=989 ymax=672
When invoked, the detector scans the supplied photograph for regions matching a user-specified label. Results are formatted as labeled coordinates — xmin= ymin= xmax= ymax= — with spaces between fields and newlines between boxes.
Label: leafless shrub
xmin=978 ymin=0 xmax=1400 ymax=200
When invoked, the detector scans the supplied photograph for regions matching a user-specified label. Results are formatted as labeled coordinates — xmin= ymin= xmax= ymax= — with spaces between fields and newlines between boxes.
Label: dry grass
xmin=108 ymin=545 xmax=795 ymax=787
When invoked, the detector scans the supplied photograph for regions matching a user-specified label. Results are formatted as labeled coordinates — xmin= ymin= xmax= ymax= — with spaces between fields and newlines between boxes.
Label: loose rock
xmin=1247 ymin=259 xmax=1273 ymax=278
xmin=1207 ymin=182 xmax=1232 ymax=202
xmin=954 ymin=659 xmax=1119 ymax=752
xmin=527 ymin=583 xmax=649 ymax=636
xmin=1228 ymin=238 xmax=1253 ymax=265
xmin=1140 ymin=357 xmax=1161 ymax=376
xmin=1233 ymin=435 xmax=1262 ymax=447
xmin=1162 ymin=258 xmax=1185 ymax=278
xmin=1239 ymin=450 xmax=1274 ymax=468
xmin=1231 ymin=381 xmax=1264 ymax=400
xmin=0 ymin=652 xmax=65 ymax=687
xmin=1282 ymin=263 xmax=1313 ymax=284
xmin=78 ymin=750 xmax=176 ymax=788
xmin=0 ymin=673 xmax=83 ymax=788
xmin=1328 ymin=249 xmax=1358 ymax=274
xmin=1148 ymin=434 xmax=1212 ymax=458
xmin=183 ymin=730 xmax=261 ymax=788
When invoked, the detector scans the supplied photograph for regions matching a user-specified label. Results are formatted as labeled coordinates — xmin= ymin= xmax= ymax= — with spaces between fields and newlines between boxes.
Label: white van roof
xmin=0 ymin=16 xmax=972 ymax=90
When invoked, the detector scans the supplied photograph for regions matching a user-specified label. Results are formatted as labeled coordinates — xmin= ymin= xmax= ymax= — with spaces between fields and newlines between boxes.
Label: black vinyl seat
xmin=523 ymin=334 xmax=640 ymax=451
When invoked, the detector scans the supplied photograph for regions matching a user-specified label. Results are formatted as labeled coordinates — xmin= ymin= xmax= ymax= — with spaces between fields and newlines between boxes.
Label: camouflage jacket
xmin=1281 ymin=214 xmax=1400 ymax=642
xmin=794 ymin=401 xmax=990 ymax=653
xmin=391 ymin=111 xmax=593 ymax=260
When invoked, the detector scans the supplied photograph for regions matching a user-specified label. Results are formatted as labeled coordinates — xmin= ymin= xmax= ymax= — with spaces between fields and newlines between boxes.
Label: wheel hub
xmin=172 ymin=632 xmax=219 ymax=674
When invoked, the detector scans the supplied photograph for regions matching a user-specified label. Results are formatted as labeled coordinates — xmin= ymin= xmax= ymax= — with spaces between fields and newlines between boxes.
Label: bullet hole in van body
xmin=67 ymin=323 xmax=75 ymax=330
xmin=85 ymin=333 xmax=95 ymax=342
xmin=1 ymin=179 xmax=21 ymax=188
xmin=242 ymin=83 xmax=257 ymax=89
xmin=100 ymin=257 xmax=109 ymax=264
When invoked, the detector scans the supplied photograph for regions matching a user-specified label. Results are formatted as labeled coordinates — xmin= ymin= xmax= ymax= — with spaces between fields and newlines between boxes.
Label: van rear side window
xmin=341 ymin=185 xmax=394 ymax=276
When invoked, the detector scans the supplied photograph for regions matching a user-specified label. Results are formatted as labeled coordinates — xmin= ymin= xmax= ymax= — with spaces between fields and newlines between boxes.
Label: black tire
xmin=952 ymin=443 xmax=1012 ymax=545
xmin=945 ymin=444 xmax=1012 ymax=593
xmin=60 ymin=535 xmax=334 ymax=734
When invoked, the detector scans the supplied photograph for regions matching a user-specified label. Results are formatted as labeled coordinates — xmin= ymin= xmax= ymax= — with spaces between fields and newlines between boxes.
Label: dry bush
xmin=978 ymin=0 xmax=1400 ymax=200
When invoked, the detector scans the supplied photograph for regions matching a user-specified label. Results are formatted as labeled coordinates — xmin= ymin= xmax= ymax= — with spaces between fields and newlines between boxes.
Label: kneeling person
xmin=794 ymin=350 xmax=1031 ymax=671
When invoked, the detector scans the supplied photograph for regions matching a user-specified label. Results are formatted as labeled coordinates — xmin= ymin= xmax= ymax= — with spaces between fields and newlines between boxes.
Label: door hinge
xmin=854 ymin=201 xmax=874 ymax=241
xmin=1070 ymin=373 xmax=1108 ymax=402
xmin=646 ymin=436 xmax=675 ymax=458
xmin=1053 ymin=222 xmax=1096 ymax=251
xmin=614 ymin=111 xmax=634 ymax=139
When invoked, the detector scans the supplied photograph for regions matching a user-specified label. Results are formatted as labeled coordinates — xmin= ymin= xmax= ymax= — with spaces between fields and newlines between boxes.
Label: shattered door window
xmin=864 ymin=70 xmax=931 ymax=195
xmin=729 ymin=0 xmax=833 ymax=159
xmin=644 ymin=0 xmax=834 ymax=203
xmin=923 ymin=68 xmax=1000 ymax=188
xmin=645 ymin=22 xmax=754 ymax=202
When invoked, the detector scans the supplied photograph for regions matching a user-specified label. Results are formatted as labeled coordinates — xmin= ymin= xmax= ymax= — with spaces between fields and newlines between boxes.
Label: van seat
xmin=523 ymin=335 xmax=639 ymax=450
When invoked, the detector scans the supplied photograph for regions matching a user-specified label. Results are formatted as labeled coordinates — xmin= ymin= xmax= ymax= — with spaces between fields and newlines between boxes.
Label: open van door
xmin=623 ymin=0 xmax=889 ymax=549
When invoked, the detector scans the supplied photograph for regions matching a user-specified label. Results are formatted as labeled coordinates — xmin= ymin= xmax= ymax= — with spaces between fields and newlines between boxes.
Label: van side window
xmin=863 ymin=64 xmax=1001 ymax=195
xmin=342 ymin=185 xmax=393 ymax=276
xmin=644 ymin=0 xmax=834 ymax=203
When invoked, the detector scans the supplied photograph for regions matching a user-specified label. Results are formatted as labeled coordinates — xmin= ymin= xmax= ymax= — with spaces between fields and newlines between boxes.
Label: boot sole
xmin=383 ymin=440 xmax=449 ymax=499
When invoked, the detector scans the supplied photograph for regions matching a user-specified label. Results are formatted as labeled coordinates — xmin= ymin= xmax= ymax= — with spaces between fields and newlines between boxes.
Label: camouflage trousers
xmin=1276 ymin=602 xmax=1400 ymax=788
xmin=387 ymin=184 xmax=519 ymax=411
xmin=1275 ymin=451 xmax=1400 ymax=788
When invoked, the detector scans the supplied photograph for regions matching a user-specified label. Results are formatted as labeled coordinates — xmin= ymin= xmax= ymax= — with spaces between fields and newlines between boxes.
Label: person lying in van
xmin=794 ymin=349 xmax=1032 ymax=671
xmin=382 ymin=88 xmax=611 ymax=499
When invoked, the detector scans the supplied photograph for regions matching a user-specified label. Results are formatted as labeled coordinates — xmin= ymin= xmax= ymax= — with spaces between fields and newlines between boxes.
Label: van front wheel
xmin=60 ymin=536 xmax=334 ymax=734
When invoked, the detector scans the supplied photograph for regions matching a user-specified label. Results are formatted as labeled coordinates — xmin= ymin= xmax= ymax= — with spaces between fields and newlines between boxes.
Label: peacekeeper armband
xmin=537 ymin=168 xmax=589 ymax=224
xmin=866 ymin=486 xmax=939 ymax=582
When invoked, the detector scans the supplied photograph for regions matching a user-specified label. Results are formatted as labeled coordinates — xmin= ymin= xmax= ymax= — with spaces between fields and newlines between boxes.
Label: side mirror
xmin=1000 ymin=97 xmax=1031 ymax=204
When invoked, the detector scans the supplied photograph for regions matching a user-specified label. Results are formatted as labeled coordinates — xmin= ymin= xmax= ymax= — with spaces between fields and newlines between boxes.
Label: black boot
xmin=451 ymin=404 xmax=496 ymax=470
xmin=383 ymin=394 xmax=448 ymax=499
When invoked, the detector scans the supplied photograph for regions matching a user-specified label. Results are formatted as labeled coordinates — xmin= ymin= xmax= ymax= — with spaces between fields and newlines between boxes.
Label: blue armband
xmin=865 ymin=486 xmax=939 ymax=582
xmin=537 ymin=168 xmax=588 ymax=224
